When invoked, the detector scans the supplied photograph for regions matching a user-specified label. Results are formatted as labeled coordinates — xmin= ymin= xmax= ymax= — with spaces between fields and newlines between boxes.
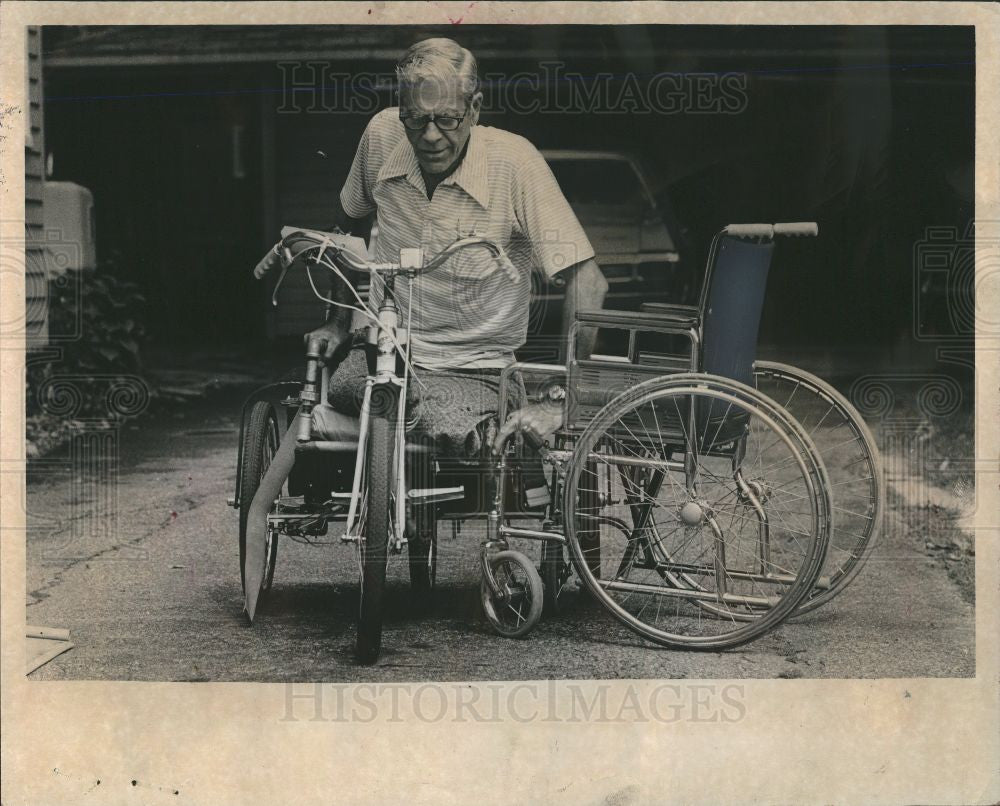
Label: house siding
xmin=270 ymin=113 xmax=366 ymax=337
xmin=25 ymin=26 xmax=48 ymax=347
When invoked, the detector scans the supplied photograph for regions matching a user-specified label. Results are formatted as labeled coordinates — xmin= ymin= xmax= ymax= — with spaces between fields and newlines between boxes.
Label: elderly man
xmin=264 ymin=38 xmax=607 ymax=448
xmin=255 ymin=37 xmax=607 ymax=593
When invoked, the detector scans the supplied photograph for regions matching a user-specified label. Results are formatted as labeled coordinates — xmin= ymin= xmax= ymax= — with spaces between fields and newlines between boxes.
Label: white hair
xmin=396 ymin=38 xmax=479 ymax=103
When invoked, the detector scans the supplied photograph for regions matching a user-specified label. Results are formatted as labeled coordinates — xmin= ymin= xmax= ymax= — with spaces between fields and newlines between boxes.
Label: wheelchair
xmin=231 ymin=222 xmax=882 ymax=663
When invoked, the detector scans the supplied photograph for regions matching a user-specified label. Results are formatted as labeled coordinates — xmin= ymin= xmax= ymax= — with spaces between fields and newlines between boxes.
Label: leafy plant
xmin=26 ymin=267 xmax=148 ymax=419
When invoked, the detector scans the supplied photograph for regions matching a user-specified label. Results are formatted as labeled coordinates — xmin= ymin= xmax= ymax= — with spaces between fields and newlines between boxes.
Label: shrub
xmin=26 ymin=267 xmax=147 ymax=420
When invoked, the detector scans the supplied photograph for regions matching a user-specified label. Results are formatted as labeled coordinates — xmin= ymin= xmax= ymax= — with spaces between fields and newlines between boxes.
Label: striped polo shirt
xmin=340 ymin=107 xmax=595 ymax=370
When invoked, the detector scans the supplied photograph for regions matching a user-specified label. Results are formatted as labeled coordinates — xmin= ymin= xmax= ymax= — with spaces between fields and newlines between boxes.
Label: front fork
xmin=482 ymin=438 xmax=564 ymax=599
xmin=482 ymin=449 xmax=510 ymax=598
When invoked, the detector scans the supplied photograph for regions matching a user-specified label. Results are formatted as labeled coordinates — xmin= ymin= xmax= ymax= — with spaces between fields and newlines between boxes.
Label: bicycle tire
xmin=239 ymin=401 xmax=280 ymax=604
xmin=355 ymin=385 xmax=397 ymax=665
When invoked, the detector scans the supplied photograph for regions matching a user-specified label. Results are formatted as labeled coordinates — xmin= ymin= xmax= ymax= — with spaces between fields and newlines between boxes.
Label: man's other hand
xmin=305 ymin=323 xmax=347 ymax=362
xmin=493 ymin=400 xmax=564 ymax=454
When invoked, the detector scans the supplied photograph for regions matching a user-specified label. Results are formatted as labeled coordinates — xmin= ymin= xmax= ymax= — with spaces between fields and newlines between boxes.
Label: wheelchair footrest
xmin=408 ymin=486 xmax=465 ymax=504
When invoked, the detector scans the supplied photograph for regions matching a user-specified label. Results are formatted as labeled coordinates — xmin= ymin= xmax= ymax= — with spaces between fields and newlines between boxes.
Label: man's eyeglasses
xmin=399 ymin=110 xmax=467 ymax=132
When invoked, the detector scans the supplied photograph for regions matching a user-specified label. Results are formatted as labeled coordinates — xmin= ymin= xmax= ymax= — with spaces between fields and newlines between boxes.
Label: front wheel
xmin=481 ymin=550 xmax=544 ymax=638
xmin=356 ymin=386 xmax=397 ymax=665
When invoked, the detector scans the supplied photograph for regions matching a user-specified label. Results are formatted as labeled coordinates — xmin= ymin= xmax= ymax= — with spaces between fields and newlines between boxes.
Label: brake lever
xmin=270 ymin=246 xmax=295 ymax=306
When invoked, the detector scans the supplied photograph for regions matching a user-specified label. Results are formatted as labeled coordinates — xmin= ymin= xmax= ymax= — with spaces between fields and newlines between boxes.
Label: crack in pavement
xmin=26 ymin=478 xmax=227 ymax=608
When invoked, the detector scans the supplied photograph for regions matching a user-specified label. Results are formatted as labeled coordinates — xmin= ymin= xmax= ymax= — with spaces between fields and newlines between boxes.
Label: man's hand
xmin=493 ymin=399 xmax=564 ymax=454
xmin=305 ymin=323 xmax=348 ymax=362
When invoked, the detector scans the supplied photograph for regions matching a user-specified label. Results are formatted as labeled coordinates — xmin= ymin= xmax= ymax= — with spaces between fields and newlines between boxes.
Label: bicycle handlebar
xmin=276 ymin=229 xmax=518 ymax=282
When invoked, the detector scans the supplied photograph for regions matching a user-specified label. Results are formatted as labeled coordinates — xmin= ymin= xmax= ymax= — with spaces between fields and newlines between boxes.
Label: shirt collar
xmin=377 ymin=125 xmax=490 ymax=209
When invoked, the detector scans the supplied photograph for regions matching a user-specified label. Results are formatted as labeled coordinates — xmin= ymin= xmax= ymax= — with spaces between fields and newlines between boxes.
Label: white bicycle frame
xmin=283 ymin=233 xmax=515 ymax=550
xmin=341 ymin=298 xmax=410 ymax=550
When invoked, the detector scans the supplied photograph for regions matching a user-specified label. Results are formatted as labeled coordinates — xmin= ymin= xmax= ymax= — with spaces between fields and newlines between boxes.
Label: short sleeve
xmin=512 ymin=149 xmax=596 ymax=280
xmin=339 ymin=118 xmax=378 ymax=218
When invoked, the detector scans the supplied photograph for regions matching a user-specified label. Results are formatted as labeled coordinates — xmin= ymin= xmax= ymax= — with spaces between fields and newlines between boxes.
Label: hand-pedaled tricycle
xmin=232 ymin=222 xmax=883 ymax=664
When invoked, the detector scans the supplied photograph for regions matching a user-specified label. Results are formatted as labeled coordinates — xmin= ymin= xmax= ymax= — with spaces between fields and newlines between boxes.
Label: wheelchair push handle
xmin=773 ymin=221 xmax=819 ymax=237
xmin=725 ymin=224 xmax=774 ymax=240
xmin=724 ymin=222 xmax=819 ymax=240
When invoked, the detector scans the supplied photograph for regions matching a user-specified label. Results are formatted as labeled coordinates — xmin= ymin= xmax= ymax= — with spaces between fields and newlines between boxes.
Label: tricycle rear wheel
xmin=239 ymin=401 xmax=280 ymax=604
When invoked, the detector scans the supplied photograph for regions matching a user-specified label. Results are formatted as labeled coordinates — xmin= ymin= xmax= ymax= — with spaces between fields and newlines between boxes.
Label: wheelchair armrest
xmin=638 ymin=302 xmax=701 ymax=327
xmin=575 ymin=308 xmax=699 ymax=333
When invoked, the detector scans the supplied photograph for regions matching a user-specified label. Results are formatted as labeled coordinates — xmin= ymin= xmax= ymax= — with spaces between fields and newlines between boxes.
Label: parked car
xmin=517 ymin=150 xmax=686 ymax=360
xmin=542 ymin=150 xmax=681 ymax=296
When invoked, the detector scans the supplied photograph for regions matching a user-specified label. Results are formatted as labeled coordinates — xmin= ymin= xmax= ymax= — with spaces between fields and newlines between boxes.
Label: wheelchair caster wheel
xmin=239 ymin=401 xmax=281 ymax=612
xmin=481 ymin=550 xmax=543 ymax=638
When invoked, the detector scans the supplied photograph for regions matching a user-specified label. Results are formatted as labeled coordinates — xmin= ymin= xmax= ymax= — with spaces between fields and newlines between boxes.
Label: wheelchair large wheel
xmin=753 ymin=362 xmax=882 ymax=614
xmin=239 ymin=402 xmax=280 ymax=603
xmin=355 ymin=386 xmax=397 ymax=665
xmin=563 ymin=374 xmax=831 ymax=650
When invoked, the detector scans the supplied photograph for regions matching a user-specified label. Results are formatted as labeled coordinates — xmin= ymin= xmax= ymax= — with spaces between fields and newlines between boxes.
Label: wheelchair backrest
xmin=700 ymin=233 xmax=775 ymax=385
xmin=564 ymin=223 xmax=812 ymax=434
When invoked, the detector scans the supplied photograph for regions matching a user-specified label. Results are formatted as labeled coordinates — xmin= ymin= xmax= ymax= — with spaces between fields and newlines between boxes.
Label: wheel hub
xmin=679 ymin=501 xmax=704 ymax=526
xmin=740 ymin=479 xmax=771 ymax=504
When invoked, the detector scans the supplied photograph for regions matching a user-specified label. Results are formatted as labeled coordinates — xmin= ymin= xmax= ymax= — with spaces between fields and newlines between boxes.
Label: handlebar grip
xmin=725 ymin=224 xmax=774 ymax=240
xmin=773 ymin=221 xmax=819 ymax=238
xmin=253 ymin=245 xmax=281 ymax=279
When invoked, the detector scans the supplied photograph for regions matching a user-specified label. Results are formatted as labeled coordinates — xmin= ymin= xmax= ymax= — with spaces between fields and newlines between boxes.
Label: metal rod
xmin=498 ymin=525 xmax=566 ymax=544
xmin=648 ymin=561 xmax=798 ymax=587
xmin=268 ymin=509 xmax=344 ymax=523
xmin=599 ymin=578 xmax=780 ymax=608
xmin=588 ymin=453 xmax=684 ymax=471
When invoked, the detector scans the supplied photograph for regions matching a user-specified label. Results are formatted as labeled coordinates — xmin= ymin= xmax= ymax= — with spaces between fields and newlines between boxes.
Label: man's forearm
xmin=327 ymin=195 xmax=373 ymax=240
xmin=320 ymin=198 xmax=370 ymax=338
xmin=561 ymin=257 xmax=608 ymax=359
xmin=318 ymin=266 xmax=356 ymax=335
